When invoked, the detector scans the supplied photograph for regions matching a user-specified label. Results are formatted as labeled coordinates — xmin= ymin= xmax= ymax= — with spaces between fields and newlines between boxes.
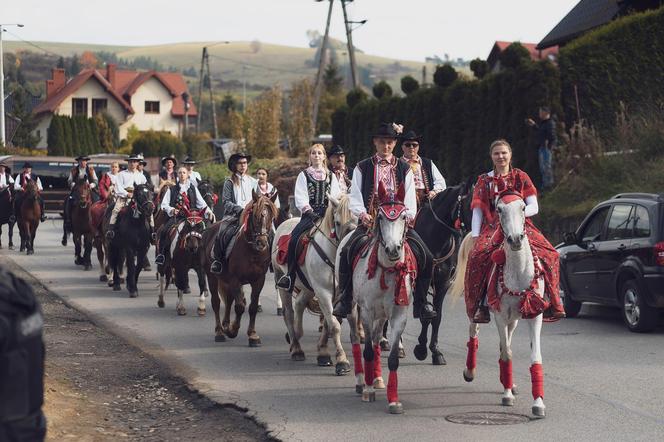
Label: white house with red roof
xmin=486 ymin=41 xmax=559 ymax=73
xmin=32 ymin=64 xmax=197 ymax=148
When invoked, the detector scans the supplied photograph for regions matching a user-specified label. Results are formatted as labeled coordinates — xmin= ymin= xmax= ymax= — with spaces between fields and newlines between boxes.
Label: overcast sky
xmin=2 ymin=0 xmax=579 ymax=61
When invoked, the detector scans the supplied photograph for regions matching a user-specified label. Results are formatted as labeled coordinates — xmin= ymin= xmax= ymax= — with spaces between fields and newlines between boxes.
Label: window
xmin=606 ymin=204 xmax=634 ymax=240
xmin=581 ymin=206 xmax=609 ymax=242
xmin=145 ymin=101 xmax=160 ymax=114
xmin=72 ymin=98 xmax=88 ymax=116
xmin=92 ymin=98 xmax=108 ymax=115
xmin=632 ymin=205 xmax=650 ymax=238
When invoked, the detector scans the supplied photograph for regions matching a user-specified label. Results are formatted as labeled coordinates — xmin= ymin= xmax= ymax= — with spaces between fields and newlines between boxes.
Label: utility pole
xmin=0 ymin=24 xmax=24 ymax=146
xmin=242 ymin=65 xmax=247 ymax=112
xmin=341 ymin=0 xmax=358 ymax=90
xmin=196 ymin=47 xmax=206 ymax=133
xmin=312 ymin=0 xmax=334 ymax=135
xmin=205 ymin=51 xmax=219 ymax=140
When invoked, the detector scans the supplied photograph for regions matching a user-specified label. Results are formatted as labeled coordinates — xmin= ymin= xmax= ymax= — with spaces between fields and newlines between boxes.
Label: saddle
xmin=275 ymin=233 xmax=311 ymax=266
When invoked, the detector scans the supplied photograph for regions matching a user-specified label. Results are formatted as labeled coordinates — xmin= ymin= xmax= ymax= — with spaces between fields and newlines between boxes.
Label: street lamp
xmin=182 ymin=91 xmax=190 ymax=139
xmin=0 ymin=23 xmax=25 ymax=147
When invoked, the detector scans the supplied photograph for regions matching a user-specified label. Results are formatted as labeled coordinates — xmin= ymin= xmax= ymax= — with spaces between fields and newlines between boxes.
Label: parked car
xmin=556 ymin=193 xmax=664 ymax=332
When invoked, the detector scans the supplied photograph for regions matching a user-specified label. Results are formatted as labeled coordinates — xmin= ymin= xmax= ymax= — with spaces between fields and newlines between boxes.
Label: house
xmin=32 ymin=64 xmax=197 ymax=148
xmin=537 ymin=0 xmax=662 ymax=49
xmin=487 ymin=41 xmax=559 ymax=73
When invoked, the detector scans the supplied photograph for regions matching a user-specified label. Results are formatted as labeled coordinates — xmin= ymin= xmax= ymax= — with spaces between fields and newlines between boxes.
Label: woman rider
xmin=465 ymin=139 xmax=565 ymax=323
xmin=276 ymin=144 xmax=341 ymax=291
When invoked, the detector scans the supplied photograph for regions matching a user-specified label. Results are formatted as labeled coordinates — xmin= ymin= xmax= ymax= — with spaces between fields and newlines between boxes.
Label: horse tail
xmin=447 ymin=233 xmax=473 ymax=300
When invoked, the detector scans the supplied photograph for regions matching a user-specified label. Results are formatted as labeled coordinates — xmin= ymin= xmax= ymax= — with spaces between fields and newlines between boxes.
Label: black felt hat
xmin=327 ymin=145 xmax=345 ymax=157
xmin=75 ymin=155 xmax=91 ymax=161
xmin=183 ymin=156 xmax=197 ymax=165
xmin=22 ymin=162 xmax=33 ymax=169
xmin=400 ymin=130 xmax=423 ymax=143
xmin=227 ymin=152 xmax=252 ymax=172
xmin=372 ymin=122 xmax=401 ymax=139
xmin=161 ymin=154 xmax=178 ymax=167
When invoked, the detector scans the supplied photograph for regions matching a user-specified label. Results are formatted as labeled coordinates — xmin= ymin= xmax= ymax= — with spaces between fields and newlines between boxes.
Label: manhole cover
xmin=446 ymin=411 xmax=530 ymax=425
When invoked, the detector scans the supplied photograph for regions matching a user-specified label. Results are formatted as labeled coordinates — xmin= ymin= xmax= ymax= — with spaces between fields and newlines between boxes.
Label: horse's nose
xmin=507 ymin=235 xmax=522 ymax=250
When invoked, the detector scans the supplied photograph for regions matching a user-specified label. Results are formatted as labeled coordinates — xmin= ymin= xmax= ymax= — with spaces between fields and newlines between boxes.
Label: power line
xmin=207 ymin=53 xmax=311 ymax=76
xmin=3 ymin=30 xmax=65 ymax=58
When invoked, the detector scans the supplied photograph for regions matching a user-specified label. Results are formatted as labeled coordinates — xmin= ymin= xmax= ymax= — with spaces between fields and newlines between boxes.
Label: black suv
xmin=557 ymin=193 xmax=664 ymax=332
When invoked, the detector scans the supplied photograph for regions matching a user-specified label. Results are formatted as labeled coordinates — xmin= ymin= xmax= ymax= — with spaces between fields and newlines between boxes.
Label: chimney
xmin=46 ymin=68 xmax=66 ymax=98
xmin=106 ymin=63 xmax=117 ymax=88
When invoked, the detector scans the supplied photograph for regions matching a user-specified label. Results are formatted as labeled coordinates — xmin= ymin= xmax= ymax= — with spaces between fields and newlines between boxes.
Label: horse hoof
xmin=257 ymin=304 xmax=263 ymax=313
xmin=183 ymin=287 xmax=191 ymax=294
xmin=84 ymin=265 xmax=92 ymax=271
xmin=129 ymin=291 xmax=138 ymax=298
xmin=373 ymin=377 xmax=385 ymax=389
xmin=284 ymin=332 xmax=291 ymax=344
xmin=432 ymin=351 xmax=447 ymax=366
xmin=291 ymin=351 xmax=305 ymax=362
xmin=355 ymin=385 xmax=364 ymax=395
xmin=119 ymin=277 xmax=125 ymax=284
xmin=502 ymin=396 xmax=515 ymax=407
xmin=197 ymin=308 xmax=206 ymax=317
xmin=225 ymin=330 xmax=238 ymax=339
xmin=8 ymin=246 xmax=14 ymax=250
xmin=388 ymin=402 xmax=404 ymax=414
xmin=61 ymin=240 xmax=67 ymax=247
xmin=317 ymin=355 xmax=333 ymax=367
xmin=318 ymin=325 xmax=323 ymax=333
xmin=158 ymin=299 xmax=165 ymax=308
xmin=335 ymin=361 xmax=351 ymax=376
xmin=248 ymin=338 xmax=262 ymax=347
xmin=99 ymin=275 xmax=107 ymax=282
xmin=75 ymin=257 xmax=83 ymax=265
xmin=215 ymin=334 xmax=226 ymax=342
xmin=380 ymin=340 xmax=390 ymax=352
xmin=413 ymin=344 xmax=428 ymax=361
xmin=177 ymin=307 xmax=187 ymax=316
xmin=362 ymin=391 xmax=376 ymax=403
xmin=113 ymin=284 xmax=121 ymax=291
xmin=532 ymin=406 xmax=546 ymax=419
xmin=463 ymin=370 xmax=474 ymax=383
xmin=27 ymin=250 xmax=34 ymax=255
xmin=276 ymin=308 xmax=283 ymax=316
xmin=398 ymin=348 xmax=405 ymax=359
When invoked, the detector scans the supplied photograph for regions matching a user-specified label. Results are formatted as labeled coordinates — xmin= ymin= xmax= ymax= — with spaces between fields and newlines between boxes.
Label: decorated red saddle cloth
xmin=276 ymin=233 xmax=310 ymax=266
xmin=90 ymin=201 xmax=107 ymax=229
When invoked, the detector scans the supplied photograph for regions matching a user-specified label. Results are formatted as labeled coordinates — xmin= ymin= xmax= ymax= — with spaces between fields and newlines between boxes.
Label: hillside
xmin=4 ymin=40 xmax=469 ymax=93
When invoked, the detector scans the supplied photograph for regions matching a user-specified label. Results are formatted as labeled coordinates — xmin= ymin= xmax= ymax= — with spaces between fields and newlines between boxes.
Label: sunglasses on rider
xmin=403 ymin=142 xmax=419 ymax=148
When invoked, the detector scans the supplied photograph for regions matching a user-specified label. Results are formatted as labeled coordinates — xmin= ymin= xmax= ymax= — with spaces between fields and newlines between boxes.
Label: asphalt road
xmin=2 ymin=220 xmax=664 ymax=441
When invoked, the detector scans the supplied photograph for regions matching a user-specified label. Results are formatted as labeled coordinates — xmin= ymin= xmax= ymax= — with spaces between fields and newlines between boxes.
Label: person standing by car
xmin=464 ymin=139 xmax=565 ymax=323
xmin=526 ymin=106 xmax=557 ymax=191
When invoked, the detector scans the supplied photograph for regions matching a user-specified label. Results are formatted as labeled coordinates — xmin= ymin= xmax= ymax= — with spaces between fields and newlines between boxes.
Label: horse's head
xmin=73 ymin=179 xmax=92 ymax=208
xmin=246 ymin=189 xmax=278 ymax=252
xmin=328 ymin=194 xmax=357 ymax=241
xmin=133 ymin=184 xmax=155 ymax=216
xmin=180 ymin=214 xmax=206 ymax=254
xmin=23 ymin=180 xmax=39 ymax=199
xmin=198 ymin=180 xmax=218 ymax=210
xmin=376 ymin=181 xmax=408 ymax=262
xmin=496 ymin=191 xmax=526 ymax=251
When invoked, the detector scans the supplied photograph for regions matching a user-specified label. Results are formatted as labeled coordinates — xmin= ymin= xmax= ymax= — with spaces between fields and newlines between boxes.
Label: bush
xmin=132 ymin=130 xmax=186 ymax=158
xmin=400 ymin=75 xmax=420 ymax=95
xmin=433 ymin=64 xmax=458 ymax=88
xmin=346 ymin=88 xmax=368 ymax=108
xmin=470 ymin=58 xmax=489 ymax=79
xmin=372 ymin=81 xmax=393 ymax=100
xmin=499 ymin=42 xmax=531 ymax=69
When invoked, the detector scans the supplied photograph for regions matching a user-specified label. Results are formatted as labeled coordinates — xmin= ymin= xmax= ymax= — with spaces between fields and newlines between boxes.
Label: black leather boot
xmin=413 ymin=276 xmax=436 ymax=320
xmin=332 ymin=270 xmax=353 ymax=318
xmin=210 ymin=241 xmax=224 ymax=274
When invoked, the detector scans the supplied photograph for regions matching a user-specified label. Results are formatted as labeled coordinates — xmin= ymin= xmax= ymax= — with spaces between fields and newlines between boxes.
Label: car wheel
xmin=621 ymin=280 xmax=658 ymax=333
xmin=562 ymin=289 xmax=582 ymax=318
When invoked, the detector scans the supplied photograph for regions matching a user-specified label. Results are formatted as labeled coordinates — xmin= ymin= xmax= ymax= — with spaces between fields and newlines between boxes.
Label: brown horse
xmin=70 ymin=179 xmax=94 ymax=270
xmin=17 ymin=180 xmax=41 ymax=255
xmin=203 ymin=190 xmax=277 ymax=345
xmin=154 ymin=180 xmax=175 ymax=232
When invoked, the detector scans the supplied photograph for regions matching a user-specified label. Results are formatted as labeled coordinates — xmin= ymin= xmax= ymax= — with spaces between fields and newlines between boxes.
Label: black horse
xmin=0 ymin=187 xmax=16 ymax=250
xmin=410 ymin=179 xmax=474 ymax=365
xmin=109 ymin=184 xmax=155 ymax=297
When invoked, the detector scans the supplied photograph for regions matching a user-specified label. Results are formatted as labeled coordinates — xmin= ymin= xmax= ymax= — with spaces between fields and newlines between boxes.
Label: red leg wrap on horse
xmin=373 ymin=345 xmax=382 ymax=380
xmin=364 ymin=360 xmax=374 ymax=386
xmin=387 ymin=370 xmax=399 ymax=403
xmin=352 ymin=343 xmax=363 ymax=375
xmin=499 ymin=359 xmax=513 ymax=390
xmin=466 ymin=337 xmax=479 ymax=370
xmin=530 ymin=363 xmax=544 ymax=399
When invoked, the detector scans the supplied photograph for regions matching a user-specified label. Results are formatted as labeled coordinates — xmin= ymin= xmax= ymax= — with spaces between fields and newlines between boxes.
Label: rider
xmin=63 ymin=155 xmax=99 ymax=243
xmin=98 ymin=161 xmax=121 ymax=202
xmin=106 ymin=154 xmax=155 ymax=240
xmin=332 ymin=122 xmax=436 ymax=320
xmin=137 ymin=155 xmax=154 ymax=192
xmin=0 ymin=161 xmax=14 ymax=199
xmin=399 ymin=130 xmax=446 ymax=208
xmin=276 ymin=144 xmax=341 ymax=291
xmin=255 ymin=167 xmax=280 ymax=209
xmin=13 ymin=162 xmax=47 ymax=222
xmin=183 ymin=157 xmax=202 ymax=187
xmin=210 ymin=152 xmax=257 ymax=274
xmin=154 ymin=166 xmax=212 ymax=266
xmin=327 ymin=145 xmax=351 ymax=194
xmin=159 ymin=155 xmax=177 ymax=185
xmin=465 ymin=139 xmax=565 ymax=323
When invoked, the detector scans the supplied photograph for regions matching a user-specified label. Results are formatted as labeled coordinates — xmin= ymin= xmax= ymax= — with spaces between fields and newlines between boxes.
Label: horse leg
xmin=279 ymin=287 xmax=303 ymax=361
xmin=158 ymin=270 xmax=166 ymax=308
xmin=318 ymin=290 xmax=350 ymax=375
xmin=360 ymin=311 xmax=376 ymax=403
xmin=196 ymin=267 xmax=208 ymax=316
xmin=275 ymin=282 xmax=283 ymax=315
xmin=528 ymin=315 xmax=545 ymax=418
xmin=292 ymin=291 xmax=308 ymax=342
xmin=8 ymin=220 xmax=14 ymax=249
xmin=316 ymin=320 xmax=332 ymax=366
xmin=463 ymin=322 xmax=480 ymax=382
xmin=175 ymin=266 xmax=187 ymax=315
xmin=495 ymin=313 xmax=515 ymax=407
xmin=209 ymin=276 xmax=225 ymax=342
xmin=84 ymin=234 xmax=93 ymax=270
xmin=110 ymin=245 xmax=122 ymax=291
xmin=0 ymin=225 xmax=3 ymax=248
xmin=219 ymin=282 xmax=234 ymax=338
xmin=246 ymin=277 xmax=264 ymax=347
xmin=372 ymin=318 xmax=385 ymax=390
xmin=126 ymin=249 xmax=138 ymax=298
xmin=229 ymin=284 xmax=245 ymax=338
xmin=380 ymin=320 xmax=390 ymax=352
xmin=74 ymin=234 xmax=83 ymax=265
xmin=348 ymin=304 xmax=365 ymax=393
xmin=95 ymin=237 xmax=107 ymax=281
xmin=386 ymin=306 xmax=408 ymax=414
xmin=176 ymin=288 xmax=187 ymax=316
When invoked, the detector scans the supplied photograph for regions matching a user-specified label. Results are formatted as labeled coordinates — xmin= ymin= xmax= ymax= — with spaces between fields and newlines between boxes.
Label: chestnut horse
xmin=203 ymin=191 xmax=277 ymax=345
xmin=16 ymin=180 xmax=41 ymax=255
xmin=70 ymin=179 xmax=94 ymax=270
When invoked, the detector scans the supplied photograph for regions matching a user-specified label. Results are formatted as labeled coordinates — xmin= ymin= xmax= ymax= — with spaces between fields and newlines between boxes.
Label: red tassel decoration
xmin=530 ymin=363 xmax=544 ymax=399
xmin=352 ymin=343 xmax=363 ymax=375
xmin=466 ymin=336 xmax=479 ymax=370
xmin=387 ymin=370 xmax=399 ymax=403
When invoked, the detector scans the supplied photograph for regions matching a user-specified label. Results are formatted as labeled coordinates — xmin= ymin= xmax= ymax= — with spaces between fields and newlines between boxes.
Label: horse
xmin=448 ymin=191 xmax=548 ymax=419
xmin=339 ymin=182 xmax=415 ymax=414
xmin=70 ymin=179 xmax=94 ymax=270
xmin=0 ymin=187 xmax=15 ymax=250
xmin=203 ymin=190 xmax=277 ymax=346
xmin=157 ymin=209 xmax=209 ymax=316
xmin=271 ymin=194 xmax=357 ymax=374
xmin=108 ymin=184 xmax=155 ymax=297
xmin=16 ymin=180 xmax=41 ymax=255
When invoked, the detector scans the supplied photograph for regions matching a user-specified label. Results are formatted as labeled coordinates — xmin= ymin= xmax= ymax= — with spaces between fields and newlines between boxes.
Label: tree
xmin=68 ymin=56 xmax=81 ymax=76
xmin=9 ymin=87 xmax=39 ymax=148
xmin=433 ymin=64 xmax=458 ymax=88
xmin=286 ymin=78 xmax=314 ymax=157
xmin=220 ymin=94 xmax=237 ymax=113
xmin=346 ymin=88 xmax=368 ymax=108
xmin=101 ymin=112 xmax=120 ymax=149
xmin=57 ymin=56 xmax=66 ymax=69
xmin=500 ymin=43 xmax=531 ymax=69
xmin=246 ymin=86 xmax=282 ymax=157
xmin=95 ymin=114 xmax=113 ymax=152
xmin=47 ymin=115 xmax=65 ymax=155
xmin=470 ymin=58 xmax=489 ymax=79
xmin=323 ymin=59 xmax=343 ymax=96
xmin=372 ymin=81 xmax=393 ymax=99
xmin=80 ymin=51 xmax=98 ymax=69
xmin=400 ymin=75 xmax=420 ymax=95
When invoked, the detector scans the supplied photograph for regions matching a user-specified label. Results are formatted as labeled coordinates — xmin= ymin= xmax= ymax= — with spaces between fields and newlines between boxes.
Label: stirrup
xmin=276 ymin=275 xmax=292 ymax=290
xmin=210 ymin=260 xmax=223 ymax=274
xmin=333 ymin=297 xmax=353 ymax=318
xmin=8 ymin=215 xmax=16 ymax=223
xmin=106 ymin=229 xmax=115 ymax=239
xmin=155 ymin=254 xmax=166 ymax=265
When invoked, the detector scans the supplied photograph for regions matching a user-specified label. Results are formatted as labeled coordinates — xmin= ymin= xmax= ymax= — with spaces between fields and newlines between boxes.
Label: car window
xmin=580 ymin=206 xmax=610 ymax=242
xmin=606 ymin=204 xmax=634 ymax=240
xmin=633 ymin=205 xmax=650 ymax=238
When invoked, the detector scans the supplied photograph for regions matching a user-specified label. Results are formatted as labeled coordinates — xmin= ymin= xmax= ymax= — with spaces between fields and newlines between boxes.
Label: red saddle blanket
xmin=276 ymin=234 xmax=310 ymax=266
xmin=90 ymin=201 xmax=107 ymax=230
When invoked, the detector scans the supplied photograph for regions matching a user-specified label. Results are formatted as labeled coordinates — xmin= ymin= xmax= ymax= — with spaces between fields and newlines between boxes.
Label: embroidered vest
xmin=357 ymin=157 xmax=410 ymax=214
xmin=71 ymin=166 xmax=96 ymax=183
xmin=169 ymin=183 xmax=198 ymax=212
xmin=19 ymin=173 xmax=39 ymax=187
xmin=305 ymin=172 xmax=331 ymax=217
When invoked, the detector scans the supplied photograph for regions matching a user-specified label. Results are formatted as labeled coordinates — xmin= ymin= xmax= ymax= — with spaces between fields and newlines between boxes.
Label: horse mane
xmin=158 ymin=180 xmax=175 ymax=193
xmin=240 ymin=194 xmax=278 ymax=228
xmin=320 ymin=193 xmax=350 ymax=235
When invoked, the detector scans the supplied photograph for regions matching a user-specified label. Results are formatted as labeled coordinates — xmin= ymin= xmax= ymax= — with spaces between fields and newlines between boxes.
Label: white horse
xmin=341 ymin=183 xmax=414 ymax=414
xmin=448 ymin=191 xmax=547 ymax=418
xmin=272 ymin=194 xmax=357 ymax=375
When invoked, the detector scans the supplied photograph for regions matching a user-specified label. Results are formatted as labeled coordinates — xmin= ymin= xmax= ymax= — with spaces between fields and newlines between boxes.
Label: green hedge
xmin=47 ymin=114 xmax=102 ymax=156
xmin=559 ymin=6 xmax=664 ymax=134
xmin=333 ymin=60 xmax=562 ymax=184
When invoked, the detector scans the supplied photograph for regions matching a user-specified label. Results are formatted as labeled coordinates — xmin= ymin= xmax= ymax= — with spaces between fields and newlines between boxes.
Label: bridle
xmin=132 ymin=185 xmax=155 ymax=217
xmin=245 ymin=199 xmax=275 ymax=248
xmin=428 ymin=185 xmax=472 ymax=236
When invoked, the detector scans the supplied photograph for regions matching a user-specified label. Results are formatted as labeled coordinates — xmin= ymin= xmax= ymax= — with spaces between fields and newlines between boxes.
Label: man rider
xmin=183 ymin=157 xmax=202 ymax=187
xmin=137 ymin=155 xmax=154 ymax=192
xmin=399 ymin=130 xmax=446 ymax=208
xmin=332 ymin=122 xmax=436 ymax=320
xmin=13 ymin=162 xmax=47 ymax=222
xmin=327 ymin=145 xmax=351 ymax=194
xmin=63 ymin=155 xmax=98 ymax=244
